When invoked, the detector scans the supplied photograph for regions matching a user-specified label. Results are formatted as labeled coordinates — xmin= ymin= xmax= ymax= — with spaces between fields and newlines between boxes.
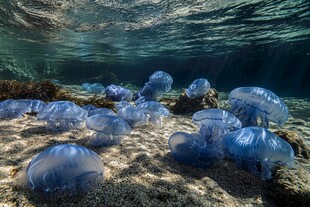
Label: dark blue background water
xmin=0 ymin=0 xmax=309 ymax=97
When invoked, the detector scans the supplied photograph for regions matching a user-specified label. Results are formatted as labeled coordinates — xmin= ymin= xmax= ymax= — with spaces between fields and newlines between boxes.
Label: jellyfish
xmin=228 ymin=87 xmax=289 ymax=128
xmin=25 ymin=144 xmax=104 ymax=196
xmin=82 ymin=83 xmax=105 ymax=94
xmin=117 ymin=105 xmax=147 ymax=127
xmin=192 ymin=109 xmax=242 ymax=155
xmin=0 ymin=99 xmax=31 ymax=119
xmin=134 ymin=96 xmax=156 ymax=106
xmin=222 ymin=126 xmax=295 ymax=180
xmin=86 ymin=114 xmax=132 ymax=146
xmin=185 ymin=78 xmax=210 ymax=98
xmin=81 ymin=83 xmax=91 ymax=91
xmin=137 ymin=71 xmax=173 ymax=100
xmin=192 ymin=109 xmax=242 ymax=141
xmin=168 ymin=132 xmax=223 ymax=168
xmin=105 ymin=84 xmax=133 ymax=102
xmin=115 ymin=101 xmax=132 ymax=111
xmin=88 ymin=108 xmax=116 ymax=117
xmin=36 ymin=101 xmax=88 ymax=131
xmin=18 ymin=99 xmax=46 ymax=113
xmin=137 ymin=101 xmax=169 ymax=128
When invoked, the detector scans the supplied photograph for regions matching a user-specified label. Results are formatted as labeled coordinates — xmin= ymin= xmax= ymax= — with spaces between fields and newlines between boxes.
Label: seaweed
xmin=0 ymin=80 xmax=114 ymax=109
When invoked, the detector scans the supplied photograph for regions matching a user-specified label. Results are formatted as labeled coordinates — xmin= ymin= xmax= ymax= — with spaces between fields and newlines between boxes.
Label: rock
xmin=272 ymin=166 xmax=310 ymax=206
xmin=274 ymin=130 xmax=310 ymax=159
xmin=169 ymin=88 xmax=219 ymax=115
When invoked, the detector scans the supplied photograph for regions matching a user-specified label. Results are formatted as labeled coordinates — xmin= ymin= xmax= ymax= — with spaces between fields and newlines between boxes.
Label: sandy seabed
xmin=0 ymin=88 xmax=309 ymax=207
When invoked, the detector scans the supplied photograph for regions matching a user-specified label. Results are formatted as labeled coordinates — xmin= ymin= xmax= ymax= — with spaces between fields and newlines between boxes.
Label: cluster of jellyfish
xmin=169 ymin=83 xmax=295 ymax=181
xmin=0 ymin=71 xmax=173 ymax=196
xmin=0 ymin=70 xmax=296 ymax=198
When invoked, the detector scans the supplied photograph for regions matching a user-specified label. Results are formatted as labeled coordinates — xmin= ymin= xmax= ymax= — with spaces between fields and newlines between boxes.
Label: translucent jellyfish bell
xmin=228 ymin=87 xmax=289 ymax=128
xmin=117 ymin=105 xmax=147 ymax=127
xmin=149 ymin=71 xmax=173 ymax=91
xmin=137 ymin=101 xmax=169 ymax=128
xmin=105 ymin=84 xmax=133 ymax=102
xmin=137 ymin=71 xmax=173 ymax=100
xmin=86 ymin=114 xmax=132 ymax=146
xmin=82 ymin=83 xmax=105 ymax=94
xmin=0 ymin=99 xmax=31 ymax=119
xmin=37 ymin=101 xmax=88 ymax=131
xmin=185 ymin=78 xmax=210 ymax=98
xmin=115 ymin=101 xmax=132 ymax=111
xmin=25 ymin=144 xmax=104 ymax=196
xmin=222 ymin=126 xmax=295 ymax=180
xmin=18 ymin=99 xmax=46 ymax=113
xmin=168 ymin=132 xmax=223 ymax=168
xmin=192 ymin=109 xmax=242 ymax=155
xmin=134 ymin=96 xmax=155 ymax=106
xmin=88 ymin=108 xmax=116 ymax=117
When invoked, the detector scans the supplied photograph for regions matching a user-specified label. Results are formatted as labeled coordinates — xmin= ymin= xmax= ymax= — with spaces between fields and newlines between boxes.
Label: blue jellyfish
xmin=222 ymin=126 xmax=295 ymax=180
xmin=134 ymin=96 xmax=156 ymax=106
xmin=105 ymin=84 xmax=133 ymax=102
xmin=228 ymin=87 xmax=289 ymax=128
xmin=185 ymin=78 xmax=210 ymax=98
xmin=137 ymin=101 xmax=169 ymax=128
xmin=117 ymin=105 xmax=147 ymax=127
xmin=19 ymin=99 xmax=46 ymax=113
xmin=26 ymin=144 xmax=104 ymax=195
xmin=86 ymin=114 xmax=132 ymax=146
xmin=0 ymin=100 xmax=31 ymax=119
xmin=115 ymin=101 xmax=132 ymax=111
xmin=192 ymin=109 xmax=242 ymax=155
xmin=88 ymin=108 xmax=116 ymax=117
xmin=82 ymin=83 xmax=91 ymax=91
xmin=36 ymin=101 xmax=88 ymax=131
xmin=82 ymin=83 xmax=105 ymax=94
xmin=169 ymin=132 xmax=223 ymax=168
xmin=137 ymin=71 xmax=173 ymax=100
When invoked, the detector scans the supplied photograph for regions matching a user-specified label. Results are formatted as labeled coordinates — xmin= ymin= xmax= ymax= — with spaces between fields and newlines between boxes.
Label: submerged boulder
xmin=274 ymin=130 xmax=310 ymax=159
xmin=170 ymin=88 xmax=219 ymax=115
xmin=272 ymin=166 xmax=310 ymax=206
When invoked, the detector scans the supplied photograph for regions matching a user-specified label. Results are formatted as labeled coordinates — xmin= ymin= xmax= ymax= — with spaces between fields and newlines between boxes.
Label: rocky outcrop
xmin=167 ymin=88 xmax=219 ymax=115
xmin=272 ymin=166 xmax=310 ymax=206
xmin=274 ymin=130 xmax=310 ymax=159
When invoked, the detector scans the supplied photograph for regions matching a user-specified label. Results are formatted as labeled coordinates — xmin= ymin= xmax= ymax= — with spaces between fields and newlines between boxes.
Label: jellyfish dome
xmin=149 ymin=71 xmax=173 ymax=91
xmin=88 ymin=83 xmax=105 ymax=94
xmin=37 ymin=101 xmax=88 ymax=131
xmin=134 ymin=96 xmax=156 ymax=106
xmin=105 ymin=84 xmax=133 ymax=102
xmin=228 ymin=87 xmax=289 ymax=128
xmin=19 ymin=99 xmax=46 ymax=113
xmin=0 ymin=99 xmax=31 ymax=119
xmin=88 ymin=108 xmax=116 ymax=117
xmin=81 ymin=83 xmax=91 ymax=91
xmin=137 ymin=71 xmax=173 ymax=100
xmin=82 ymin=83 xmax=105 ymax=94
xmin=222 ymin=126 xmax=295 ymax=180
xmin=117 ymin=105 xmax=147 ymax=127
xmin=169 ymin=132 xmax=223 ymax=168
xmin=137 ymin=101 xmax=169 ymax=128
xmin=86 ymin=114 xmax=132 ymax=146
xmin=185 ymin=78 xmax=210 ymax=98
xmin=115 ymin=101 xmax=132 ymax=111
xmin=192 ymin=109 xmax=242 ymax=154
xmin=26 ymin=144 xmax=104 ymax=195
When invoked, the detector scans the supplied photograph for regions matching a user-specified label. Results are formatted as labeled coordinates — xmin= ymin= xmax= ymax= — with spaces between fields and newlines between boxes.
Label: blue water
xmin=0 ymin=0 xmax=309 ymax=97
